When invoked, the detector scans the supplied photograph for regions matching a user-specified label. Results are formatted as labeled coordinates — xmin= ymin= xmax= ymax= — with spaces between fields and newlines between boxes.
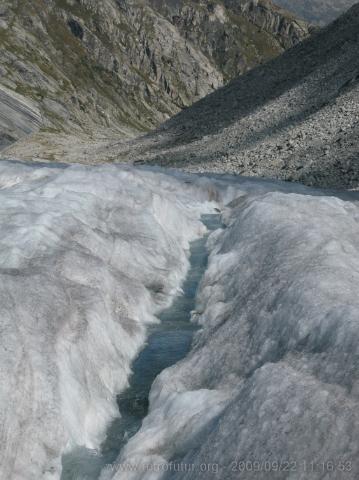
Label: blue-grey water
xmin=61 ymin=214 xmax=221 ymax=480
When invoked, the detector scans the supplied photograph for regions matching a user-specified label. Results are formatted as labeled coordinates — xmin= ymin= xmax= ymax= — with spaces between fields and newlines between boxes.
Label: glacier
xmin=102 ymin=181 xmax=359 ymax=479
xmin=0 ymin=160 xmax=358 ymax=480
xmin=0 ymin=161 xmax=220 ymax=480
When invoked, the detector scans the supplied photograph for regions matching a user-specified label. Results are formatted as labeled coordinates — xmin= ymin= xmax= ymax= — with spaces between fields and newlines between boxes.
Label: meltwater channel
xmin=61 ymin=214 xmax=222 ymax=480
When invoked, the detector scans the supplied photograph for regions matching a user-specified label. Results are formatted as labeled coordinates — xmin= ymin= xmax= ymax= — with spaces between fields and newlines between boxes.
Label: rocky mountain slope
xmin=0 ymin=0 xmax=309 ymax=152
xmin=274 ymin=0 xmax=358 ymax=25
xmin=0 ymin=84 xmax=41 ymax=149
xmin=147 ymin=0 xmax=310 ymax=82
xmin=112 ymin=3 xmax=359 ymax=190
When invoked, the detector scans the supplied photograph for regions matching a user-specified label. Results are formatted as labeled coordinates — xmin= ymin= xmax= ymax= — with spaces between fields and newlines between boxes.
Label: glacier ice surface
xmin=0 ymin=160 xmax=358 ymax=480
xmin=103 ymin=182 xmax=359 ymax=479
xmin=0 ymin=161 xmax=220 ymax=480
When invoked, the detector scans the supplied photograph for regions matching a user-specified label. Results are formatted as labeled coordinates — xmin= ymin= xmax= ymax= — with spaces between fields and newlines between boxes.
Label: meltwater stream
xmin=61 ymin=214 xmax=222 ymax=480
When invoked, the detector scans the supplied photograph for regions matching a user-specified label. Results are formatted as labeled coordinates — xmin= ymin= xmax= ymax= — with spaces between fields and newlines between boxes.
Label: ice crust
xmin=0 ymin=160 xmax=359 ymax=480
xmin=105 ymin=187 xmax=359 ymax=479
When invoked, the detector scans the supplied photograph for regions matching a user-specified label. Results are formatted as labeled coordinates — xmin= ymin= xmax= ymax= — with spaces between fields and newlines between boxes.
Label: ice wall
xmin=107 ymin=188 xmax=359 ymax=479
xmin=0 ymin=161 xmax=218 ymax=480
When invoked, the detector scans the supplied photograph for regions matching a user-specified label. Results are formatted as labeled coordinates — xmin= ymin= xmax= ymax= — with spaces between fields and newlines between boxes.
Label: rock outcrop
xmin=147 ymin=0 xmax=310 ymax=81
xmin=0 ymin=85 xmax=41 ymax=150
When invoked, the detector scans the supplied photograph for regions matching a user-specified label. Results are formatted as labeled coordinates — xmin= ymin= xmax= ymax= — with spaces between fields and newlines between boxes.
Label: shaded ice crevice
xmin=104 ymin=189 xmax=359 ymax=480
xmin=61 ymin=214 xmax=223 ymax=480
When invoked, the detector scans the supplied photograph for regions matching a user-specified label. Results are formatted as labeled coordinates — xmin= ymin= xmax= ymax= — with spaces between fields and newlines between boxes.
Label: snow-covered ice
xmin=0 ymin=160 xmax=358 ymax=480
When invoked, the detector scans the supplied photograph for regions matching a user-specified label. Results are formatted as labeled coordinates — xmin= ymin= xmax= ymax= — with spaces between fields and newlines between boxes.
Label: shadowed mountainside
xmin=274 ymin=0 xmax=358 ymax=25
xmin=110 ymin=3 xmax=359 ymax=189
